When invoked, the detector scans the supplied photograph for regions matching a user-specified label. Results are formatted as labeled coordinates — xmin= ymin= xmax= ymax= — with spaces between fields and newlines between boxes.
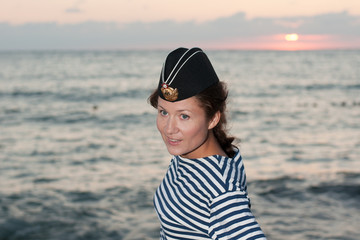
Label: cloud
xmin=65 ymin=0 xmax=85 ymax=13
xmin=65 ymin=7 xmax=82 ymax=13
xmin=0 ymin=11 xmax=359 ymax=50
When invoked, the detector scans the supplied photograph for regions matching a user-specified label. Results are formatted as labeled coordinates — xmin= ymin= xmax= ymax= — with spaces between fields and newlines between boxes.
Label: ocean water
xmin=0 ymin=50 xmax=359 ymax=240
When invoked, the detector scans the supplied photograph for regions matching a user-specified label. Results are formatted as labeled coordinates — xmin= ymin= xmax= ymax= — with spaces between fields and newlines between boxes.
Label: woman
xmin=149 ymin=47 xmax=266 ymax=240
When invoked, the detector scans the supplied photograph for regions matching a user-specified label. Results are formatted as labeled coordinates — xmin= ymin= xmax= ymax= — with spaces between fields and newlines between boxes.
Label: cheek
xmin=156 ymin=116 xmax=169 ymax=135
xmin=156 ymin=117 xmax=162 ymax=132
xmin=184 ymin=122 xmax=208 ymax=139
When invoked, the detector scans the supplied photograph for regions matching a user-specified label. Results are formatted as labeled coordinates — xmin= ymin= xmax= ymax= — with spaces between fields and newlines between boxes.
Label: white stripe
xmin=163 ymin=170 xmax=209 ymax=226
xmin=172 ymin=158 xmax=210 ymax=204
xmin=179 ymin=161 xmax=222 ymax=197
xmin=228 ymin=226 xmax=265 ymax=240
xmin=162 ymin=48 xmax=191 ymax=84
xmin=157 ymin=182 xmax=194 ymax=230
xmin=176 ymin=171 xmax=210 ymax=204
xmin=181 ymin=156 xmax=226 ymax=192
xmin=169 ymin=169 xmax=210 ymax=217
xmin=167 ymin=50 xmax=202 ymax=86
xmin=211 ymin=190 xmax=247 ymax=204
xmin=154 ymin=149 xmax=266 ymax=239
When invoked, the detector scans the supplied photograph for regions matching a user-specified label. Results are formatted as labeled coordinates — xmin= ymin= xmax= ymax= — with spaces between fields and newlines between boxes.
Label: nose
xmin=164 ymin=117 xmax=178 ymax=135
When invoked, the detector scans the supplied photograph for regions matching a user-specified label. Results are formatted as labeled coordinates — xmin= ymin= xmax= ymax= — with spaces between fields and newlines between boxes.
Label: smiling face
xmin=156 ymin=96 xmax=219 ymax=159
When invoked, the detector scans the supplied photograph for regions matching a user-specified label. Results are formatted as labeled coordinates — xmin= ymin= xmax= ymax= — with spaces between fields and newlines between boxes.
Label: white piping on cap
xmin=161 ymin=49 xmax=202 ymax=86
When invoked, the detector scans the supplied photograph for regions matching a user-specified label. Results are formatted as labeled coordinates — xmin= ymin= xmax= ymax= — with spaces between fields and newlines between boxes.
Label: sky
xmin=1 ymin=0 xmax=360 ymax=50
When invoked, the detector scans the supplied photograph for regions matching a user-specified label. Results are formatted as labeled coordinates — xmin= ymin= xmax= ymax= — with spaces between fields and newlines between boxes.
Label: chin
xmin=167 ymin=149 xmax=183 ymax=156
xmin=166 ymin=146 xmax=186 ymax=156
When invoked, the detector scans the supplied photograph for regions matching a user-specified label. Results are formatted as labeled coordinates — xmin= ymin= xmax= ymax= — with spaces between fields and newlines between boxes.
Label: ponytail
xmin=195 ymin=82 xmax=236 ymax=157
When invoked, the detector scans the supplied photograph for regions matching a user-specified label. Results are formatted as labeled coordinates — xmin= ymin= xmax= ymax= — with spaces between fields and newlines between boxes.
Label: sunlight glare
xmin=285 ymin=33 xmax=299 ymax=41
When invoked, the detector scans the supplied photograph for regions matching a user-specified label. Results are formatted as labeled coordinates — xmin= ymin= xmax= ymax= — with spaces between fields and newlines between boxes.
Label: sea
xmin=0 ymin=49 xmax=359 ymax=240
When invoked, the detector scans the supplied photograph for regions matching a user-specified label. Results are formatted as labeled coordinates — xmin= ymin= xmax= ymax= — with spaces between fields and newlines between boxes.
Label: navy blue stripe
xmin=165 ymin=167 xmax=209 ymax=219
xmin=211 ymin=192 xmax=248 ymax=209
xmin=180 ymin=159 xmax=225 ymax=196
xmin=170 ymin=173 xmax=210 ymax=215
xmin=176 ymin=166 xmax=211 ymax=206
xmin=160 ymin=215 xmax=208 ymax=237
xmin=247 ymin=233 xmax=267 ymax=240
xmin=213 ymin=216 xmax=259 ymax=238
xmin=178 ymin=163 xmax=217 ymax=199
xmin=232 ymin=224 xmax=265 ymax=239
xmin=232 ymin=156 xmax=242 ymax=191
xmin=161 ymin=173 xmax=208 ymax=230
xmin=221 ymin=156 xmax=230 ymax=172
xmin=211 ymin=208 xmax=252 ymax=228
xmin=154 ymin=150 xmax=266 ymax=239
xmin=203 ymin=156 xmax=223 ymax=173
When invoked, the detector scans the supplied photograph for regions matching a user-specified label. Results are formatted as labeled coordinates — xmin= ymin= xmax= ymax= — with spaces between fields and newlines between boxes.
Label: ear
xmin=208 ymin=111 xmax=221 ymax=130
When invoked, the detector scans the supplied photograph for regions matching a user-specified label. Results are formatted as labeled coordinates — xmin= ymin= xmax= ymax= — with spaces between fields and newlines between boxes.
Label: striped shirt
xmin=154 ymin=148 xmax=266 ymax=240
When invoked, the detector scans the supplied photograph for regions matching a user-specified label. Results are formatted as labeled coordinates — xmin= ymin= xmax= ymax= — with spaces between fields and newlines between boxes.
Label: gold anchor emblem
xmin=161 ymin=83 xmax=178 ymax=101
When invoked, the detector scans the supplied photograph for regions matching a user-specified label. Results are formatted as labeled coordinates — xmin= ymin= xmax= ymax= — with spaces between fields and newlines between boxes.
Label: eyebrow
xmin=158 ymin=104 xmax=191 ymax=113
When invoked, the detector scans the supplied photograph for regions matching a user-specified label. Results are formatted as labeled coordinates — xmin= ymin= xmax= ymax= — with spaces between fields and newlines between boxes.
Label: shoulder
xmin=177 ymin=155 xmax=226 ymax=179
xmin=176 ymin=150 xmax=245 ymax=198
xmin=175 ymin=155 xmax=225 ymax=198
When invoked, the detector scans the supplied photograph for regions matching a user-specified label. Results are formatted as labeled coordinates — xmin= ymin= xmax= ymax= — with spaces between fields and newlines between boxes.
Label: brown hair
xmin=148 ymin=81 xmax=237 ymax=158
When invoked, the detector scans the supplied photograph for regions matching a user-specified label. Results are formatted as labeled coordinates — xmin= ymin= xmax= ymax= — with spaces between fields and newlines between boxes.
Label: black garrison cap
xmin=157 ymin=47 xmax=219 ymax=102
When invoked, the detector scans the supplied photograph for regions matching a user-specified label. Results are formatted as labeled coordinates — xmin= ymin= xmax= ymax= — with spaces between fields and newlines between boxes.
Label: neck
xmin=181 ymin=130 xmax=227 ymax=159
xmin=207 ymin=130 xmax=228 ymax=157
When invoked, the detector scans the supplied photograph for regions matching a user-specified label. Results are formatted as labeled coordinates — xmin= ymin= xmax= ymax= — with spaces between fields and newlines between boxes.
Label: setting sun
xmin=285 ymin=33 xmax=299 ymax=41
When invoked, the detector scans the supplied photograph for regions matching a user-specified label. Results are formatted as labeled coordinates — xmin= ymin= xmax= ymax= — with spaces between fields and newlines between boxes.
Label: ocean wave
xmin=3 ymin=108 xmax=21 ymax=114
xmin=73 ymin=156 xmax=115 ymax=165
xmin=0 ymin=217 xmax=126 ymax=240
xmin=25 ymin=111 xmax=97 ymax=124
xmin=9 ymin=89 xmax=52 ymax=97
xmin=20 ymin=110 xmax=154 ymax=127
xmin=62 ymin=190 xmax=104 ymax=203
xmin=308 ymin=183 xmax=360 ymax=199
xmin=33 ymin=178 xmax=59 ymax=184
xmin=0 ymin=185 xmax=156 ymax=239
xmin=250 ymin=173 xmax=360 ymax=203
xmin=250 ymin=176 xmax=307 ymax=201
xmin=118 ymin=112 xmax=154 ymax=126
xmin=275 ymin=83 xmax=360 ymax=91
xmin=55 ymin=89 xmax=150 ymax=102
xmin=0 ymin=88 xmax=152 ymax=103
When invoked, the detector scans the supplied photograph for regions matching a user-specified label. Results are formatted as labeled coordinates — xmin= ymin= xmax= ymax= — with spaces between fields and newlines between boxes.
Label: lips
xmin=166 ymin=137 xmax=181 ymax=146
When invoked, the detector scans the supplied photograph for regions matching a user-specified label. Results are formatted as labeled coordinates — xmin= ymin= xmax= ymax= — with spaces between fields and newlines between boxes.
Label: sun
xmin=285 ymin=33 xmax=299 ymax=41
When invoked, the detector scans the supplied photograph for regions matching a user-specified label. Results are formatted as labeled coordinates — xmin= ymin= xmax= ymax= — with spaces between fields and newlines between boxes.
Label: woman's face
xmin=156 ymin=96 xmax=215 ymax=159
